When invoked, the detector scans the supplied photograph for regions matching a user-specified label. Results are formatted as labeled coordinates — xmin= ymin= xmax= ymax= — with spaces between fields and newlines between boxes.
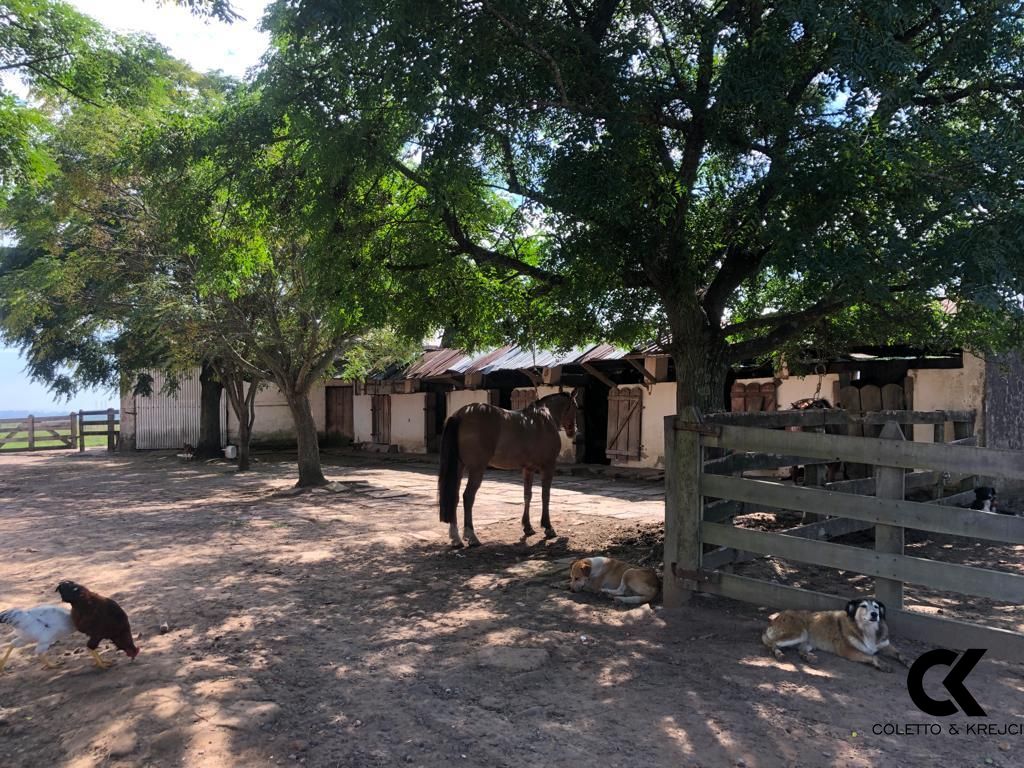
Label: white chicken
xmin=0 ymin=604 xmax=76 ymax=671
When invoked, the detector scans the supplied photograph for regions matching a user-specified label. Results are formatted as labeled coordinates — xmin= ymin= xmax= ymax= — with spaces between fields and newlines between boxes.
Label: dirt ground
xmin=1 ymin=450 xmax=1022 ymax=768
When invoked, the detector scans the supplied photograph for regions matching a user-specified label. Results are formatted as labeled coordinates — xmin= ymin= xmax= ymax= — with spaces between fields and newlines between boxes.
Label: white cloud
xmin=68 ymin=0 xmax=272 ymax=79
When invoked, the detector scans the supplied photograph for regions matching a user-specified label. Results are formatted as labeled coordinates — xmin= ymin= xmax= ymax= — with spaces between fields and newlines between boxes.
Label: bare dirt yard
xmin=1 ymin=449 xmax=1022 ymax=768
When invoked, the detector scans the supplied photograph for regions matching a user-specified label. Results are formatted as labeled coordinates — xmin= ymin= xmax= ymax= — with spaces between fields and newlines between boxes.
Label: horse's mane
xmin=537 ymin=392 xmax=570 ymax=404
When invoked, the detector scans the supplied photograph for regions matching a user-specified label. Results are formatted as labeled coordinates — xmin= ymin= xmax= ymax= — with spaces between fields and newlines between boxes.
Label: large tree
xmin=263 ymin=0 xmax=1024 ymax=412
xmin=0 ymin=12 xmax=237 ymax=455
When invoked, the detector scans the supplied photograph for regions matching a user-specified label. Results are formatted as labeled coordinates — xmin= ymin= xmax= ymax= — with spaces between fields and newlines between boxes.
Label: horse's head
xmin=546 ymin=391 xmax=578 ymax=438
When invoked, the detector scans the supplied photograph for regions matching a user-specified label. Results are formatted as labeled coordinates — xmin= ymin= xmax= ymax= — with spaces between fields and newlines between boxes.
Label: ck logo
xmin=907 ymin=649 xmax=987 ymax=717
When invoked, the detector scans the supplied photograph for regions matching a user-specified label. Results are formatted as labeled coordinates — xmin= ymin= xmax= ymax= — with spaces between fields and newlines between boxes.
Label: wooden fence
xmin=0 ymin=410 xmax=119 ymax=453
xmin=78 ymin=409 xmax=120 ymax=452
xmin=663 ymin=407 xmax=1024 ymax=661
xmin=0 ymin=413 xmax=78 ymax=451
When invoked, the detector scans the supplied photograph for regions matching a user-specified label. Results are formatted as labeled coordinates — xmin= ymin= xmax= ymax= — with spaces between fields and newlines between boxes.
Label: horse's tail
xmin=438 ymin=412 xmax=463 ymax=524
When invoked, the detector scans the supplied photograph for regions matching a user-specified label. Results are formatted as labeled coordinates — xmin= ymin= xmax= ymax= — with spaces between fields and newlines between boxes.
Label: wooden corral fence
xmin=0 ymin=413 xmax=79 ymax=451
xmin=78 ymin=409 xmax=120 ymax=452
xmin=663 ymin=407 xmax=1024 ymax=661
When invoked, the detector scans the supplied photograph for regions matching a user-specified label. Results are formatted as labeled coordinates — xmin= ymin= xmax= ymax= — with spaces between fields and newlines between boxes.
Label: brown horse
xmin=438 ymin=392 xmax=578 ymax=547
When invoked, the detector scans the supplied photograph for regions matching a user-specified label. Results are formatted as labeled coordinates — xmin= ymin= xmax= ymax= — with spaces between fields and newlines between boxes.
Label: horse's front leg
xmin=462 ymin=469 xmax=484 ymax=547
xmin=521 ymin=468 xmax=536 ymax=537
xmin=539 ymin=466 xmax=556 ymax=539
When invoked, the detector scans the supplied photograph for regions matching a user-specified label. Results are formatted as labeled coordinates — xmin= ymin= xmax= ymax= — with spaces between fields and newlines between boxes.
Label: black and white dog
xmin=970 ymin=487 xmax=997 ymax=513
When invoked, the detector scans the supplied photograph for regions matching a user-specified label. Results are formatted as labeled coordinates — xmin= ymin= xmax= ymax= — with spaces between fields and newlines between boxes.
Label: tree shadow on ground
xmin=1 ymin=451 xmax=1022 ymax=768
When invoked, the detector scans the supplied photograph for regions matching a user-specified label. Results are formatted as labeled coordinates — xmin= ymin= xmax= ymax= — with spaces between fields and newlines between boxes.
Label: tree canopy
xmin=261 ymin=0 xmax=1024 ymax=409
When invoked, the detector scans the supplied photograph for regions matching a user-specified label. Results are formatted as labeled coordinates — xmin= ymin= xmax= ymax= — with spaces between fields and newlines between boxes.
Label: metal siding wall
xmin=135 ymin=369 xmax=202 ymax=450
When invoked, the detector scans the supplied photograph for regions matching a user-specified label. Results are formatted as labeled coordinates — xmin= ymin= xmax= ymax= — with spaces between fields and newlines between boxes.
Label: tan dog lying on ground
xmin=762 ymin=598 xmax=910 ymax=672
xmin=569 ymin=557 xmax=660 ymax=605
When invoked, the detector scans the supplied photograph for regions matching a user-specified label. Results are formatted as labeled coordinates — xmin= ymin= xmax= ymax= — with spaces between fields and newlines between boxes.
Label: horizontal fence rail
xmin=703 ymin=423 xmax=1024 ymax=480
xmin=702 ymin=474 xmax=1024 ymax=544
xmin=702 ymin=521 xmax=1024 ymax=603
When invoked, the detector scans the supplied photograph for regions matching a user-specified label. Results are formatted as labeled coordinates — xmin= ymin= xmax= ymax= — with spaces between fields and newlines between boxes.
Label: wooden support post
xmin=107 ymin=408 xmax=116 ymax=451
xmin=801 ymin=426 xmax=827 ymax=523
xmin=875 ymin=421 xmax=906 ymax=610
xmin=664 ymin=407 xmax=703 ymax=608
xmin=69 ymin=412 xmax=77 ymax=450
xmin=932 ymin=422 xmax=946 ymax=498
xmin=27 ymin=415 xmax=35 ymax=450
xmin=78 ymin=411 xmax=84 ymax=452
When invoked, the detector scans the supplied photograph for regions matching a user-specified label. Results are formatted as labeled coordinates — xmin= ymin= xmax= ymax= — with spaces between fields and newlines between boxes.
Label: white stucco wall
xmin=390 ymin=393 xmax=428 ymax=453
xmin=353 ymin=394 xmax=374 ymax=443
xmin=225 ymin=381 xmax=326 ymax=444
xmin=908 ymin=352 xmax=986 ymax=442
xmin=446 ymin=389 xmax=492 ymax=414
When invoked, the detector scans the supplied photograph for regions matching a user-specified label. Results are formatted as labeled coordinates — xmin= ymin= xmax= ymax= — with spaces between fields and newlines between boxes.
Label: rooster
xmin=0 ymin=604 xmax=76 ymax=671
xmin=56 ymin=580 xmax=139 ymax=668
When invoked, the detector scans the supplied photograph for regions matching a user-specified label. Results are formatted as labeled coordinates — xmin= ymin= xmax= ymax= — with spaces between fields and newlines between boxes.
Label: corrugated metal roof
xmin=364 ymin=343 xmax=635 ymax=383
xmin=402 ymin=348 xmax=473 ymax=379
xmin=576 ymin=344 xmax=630 ymax=363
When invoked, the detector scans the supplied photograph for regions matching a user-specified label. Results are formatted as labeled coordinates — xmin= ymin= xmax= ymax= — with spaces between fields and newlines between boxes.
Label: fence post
xmin=664 ymin=406 xmax=703 ymax=608
xmin=69 ymin=412 xmax=77 ymax=450
xmin=27 ymin=414 xmax=35 ymax=450
xmin=875 ymin=420 xmax=906 ymax=609
xmin=106 ymin=408 xmax=115 ymax=451
xmin=78 ymin=411 xmax=85 ymax=452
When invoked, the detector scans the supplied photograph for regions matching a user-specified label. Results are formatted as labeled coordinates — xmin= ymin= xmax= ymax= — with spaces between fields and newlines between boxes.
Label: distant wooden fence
xmin=0 ymin=409 xmax=119 ymax=452
xmin=77 ymin=409 xmax=120 ymax=452
xmin=0 ymin=413 xmax=78 ymax=451
xmin=664 ymin=407 xmax=1024 ymax=662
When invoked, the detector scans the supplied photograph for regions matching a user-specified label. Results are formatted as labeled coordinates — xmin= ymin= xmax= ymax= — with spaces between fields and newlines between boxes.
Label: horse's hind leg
xmin=462 ymin=468 xmax=484 ymax=547
xmin=539 ymin=466 xmax=556 ymax=539
xmin=521 ymin=468 xmax=536 ymax=537
xmin=448 ymin=461 xmax=465 ymax=548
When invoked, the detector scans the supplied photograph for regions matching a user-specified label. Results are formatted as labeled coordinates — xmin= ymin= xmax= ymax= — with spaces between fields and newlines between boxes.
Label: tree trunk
xmin=285 ymin=387 xmax=327 ymax=487
xmin=194 ymin=360 xmax=223 ymax=459
xmin=237 ymin=379 xmax=257 ymax=472
xmin=670 ymin=322 xmax=730 ymax=415
xmin=236 ymin=402 xmax=252 ymax=472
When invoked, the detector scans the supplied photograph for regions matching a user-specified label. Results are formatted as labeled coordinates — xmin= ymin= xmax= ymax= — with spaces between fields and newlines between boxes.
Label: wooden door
xmin=606 ymin=388 xmax=642 ymax=460
xmin=371 ymin=394 xmax=391 ymax=445
xmin=325 ymin=386 xmax=354 ymax=440
xmin=511 ymin=388 xmax=538 ymax=411
xmin=424 ymin=392 xmax=441 ymax=452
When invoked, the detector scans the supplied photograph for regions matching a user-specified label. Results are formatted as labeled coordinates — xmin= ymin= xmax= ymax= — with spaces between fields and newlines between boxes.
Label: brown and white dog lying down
xmin=569 ymin=557 xmax=660 ymax=605
xmin=762 ymin=598 xmax=909 ymax=672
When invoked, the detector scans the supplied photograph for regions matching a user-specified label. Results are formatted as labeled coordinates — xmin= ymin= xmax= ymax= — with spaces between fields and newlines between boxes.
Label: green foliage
xmin=260 ymin=0 xmax=1024 ymax=405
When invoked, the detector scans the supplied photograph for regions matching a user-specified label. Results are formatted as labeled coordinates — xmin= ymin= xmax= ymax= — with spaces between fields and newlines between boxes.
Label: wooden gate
xmin=371 ymin=394 xmax=391 ymax=445
xmin=0 ymin=413 xmax=77 ymax=452
xmin=663 ymin=407 xmax=1024 ymax=660
xmin=606 ymin=387 xmax=642 ymax=460
xmin=325 ymin=385 xmax=354 ymax=441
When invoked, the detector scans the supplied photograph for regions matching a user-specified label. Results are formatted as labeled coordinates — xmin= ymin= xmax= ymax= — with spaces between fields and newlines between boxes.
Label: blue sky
xmin=0 ymin=0 xmax=270 ymax=413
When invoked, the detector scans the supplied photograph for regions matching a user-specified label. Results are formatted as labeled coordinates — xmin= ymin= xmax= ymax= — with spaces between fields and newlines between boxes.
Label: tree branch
xmin=482 ymin=0 xmax=570 ymax=104
xmin=388 ymin=156 xmax=563 ymax=284
xmin=584 ymin=0 xmax=621 ymax=45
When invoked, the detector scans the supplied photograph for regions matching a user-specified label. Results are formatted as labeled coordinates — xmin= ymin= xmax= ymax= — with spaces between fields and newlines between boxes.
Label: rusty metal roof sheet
xmin=370 ymin=343 xmax=633 ymax=382
xmin=402 ymin=348 xmax=474 ymax=379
